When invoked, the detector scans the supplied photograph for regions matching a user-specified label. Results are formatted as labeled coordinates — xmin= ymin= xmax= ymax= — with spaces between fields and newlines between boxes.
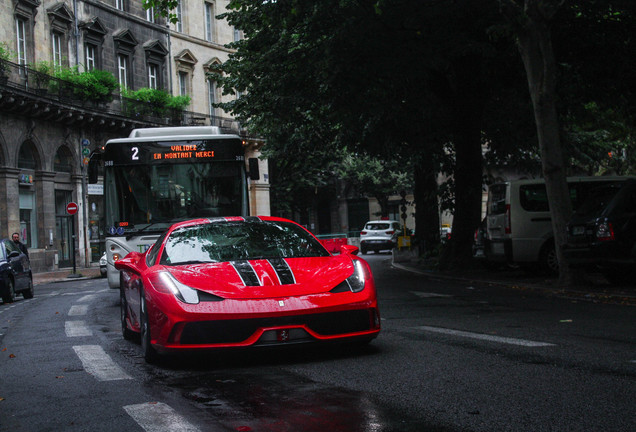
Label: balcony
xmin=0 ymin=59 xmax=241 ymax=134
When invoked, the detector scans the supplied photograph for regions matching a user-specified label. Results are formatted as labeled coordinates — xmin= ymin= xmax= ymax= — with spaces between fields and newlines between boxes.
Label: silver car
xmin=359 ymin=220 xmax=401 ymax=254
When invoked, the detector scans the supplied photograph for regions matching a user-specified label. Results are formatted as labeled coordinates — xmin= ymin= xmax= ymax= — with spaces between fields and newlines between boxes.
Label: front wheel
xmin=539 ymin=242 xmax=559 ymax=276
xmin=2 ymin=279 xmax=16 ymax=303
xmin=140 ymin=289 xmax=160 ymax=364
xmin=120 ymin=289 xmax=134 ymax=341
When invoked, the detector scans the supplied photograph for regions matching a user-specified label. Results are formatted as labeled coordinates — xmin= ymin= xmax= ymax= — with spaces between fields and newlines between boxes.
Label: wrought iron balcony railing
xmin=0 ymin=58 xmax=242 ymax=133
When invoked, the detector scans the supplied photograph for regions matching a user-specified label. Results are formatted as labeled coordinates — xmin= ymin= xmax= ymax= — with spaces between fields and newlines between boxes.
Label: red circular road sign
xmin=66 ymin=202 xmax=78 ymax=215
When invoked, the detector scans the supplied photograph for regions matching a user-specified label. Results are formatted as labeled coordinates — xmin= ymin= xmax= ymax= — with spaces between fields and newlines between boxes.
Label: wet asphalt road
xmin=1 ymin=253 xmax=635 ymax=431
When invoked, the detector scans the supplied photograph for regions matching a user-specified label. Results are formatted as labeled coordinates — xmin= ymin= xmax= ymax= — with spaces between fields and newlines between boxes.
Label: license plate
xmin=572 ymin=226 xmax=585 ymax=236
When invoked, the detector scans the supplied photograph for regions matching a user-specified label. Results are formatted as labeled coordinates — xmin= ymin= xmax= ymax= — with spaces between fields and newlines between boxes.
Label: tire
xmin=120 ymin=288 xmax=134 ymax=341
xmin=539 ymin=242 xmax=559 ymax=276
xmin=2 ymin=278 xmax=16 ymax=303
xmin=22 ymin=276 xmax=34 ymax=299
xmin=360 ymin=246 xmax=367 ymax=255
xmin=140 ymin=289 xmax=160 ymax=364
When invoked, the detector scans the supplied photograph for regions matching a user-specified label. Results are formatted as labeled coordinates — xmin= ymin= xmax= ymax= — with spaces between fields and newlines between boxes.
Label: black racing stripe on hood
xmin=268 ymin=258 xmax=296 ymax=285
xmin=230 ymin=260 xmax=261 ymax=286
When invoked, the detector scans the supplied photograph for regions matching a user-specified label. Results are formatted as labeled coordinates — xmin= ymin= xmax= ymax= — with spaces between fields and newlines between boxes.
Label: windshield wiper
xmin=170 ymin=260 xmax=216 ymax=266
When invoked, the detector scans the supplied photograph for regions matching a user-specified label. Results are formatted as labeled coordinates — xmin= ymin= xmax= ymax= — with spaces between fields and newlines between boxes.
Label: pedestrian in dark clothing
xmin=12 ymin=233 xmax=29 ymax=259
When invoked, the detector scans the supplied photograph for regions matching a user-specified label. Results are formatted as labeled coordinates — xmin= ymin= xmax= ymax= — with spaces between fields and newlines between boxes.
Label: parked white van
xmin=484 ymin=176 xmax=633 ymax=273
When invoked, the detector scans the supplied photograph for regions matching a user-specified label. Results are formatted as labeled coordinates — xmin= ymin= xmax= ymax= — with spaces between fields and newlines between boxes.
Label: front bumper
xmin=145 ymin=290 xmax=381 ymax=352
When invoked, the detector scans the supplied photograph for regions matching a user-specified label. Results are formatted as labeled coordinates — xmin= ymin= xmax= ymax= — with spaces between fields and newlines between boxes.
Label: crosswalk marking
xmin=68 ymin=304 xmax=89 ymax=316
xmin=72 ymin=345 xmax=132 ymax=381
xmin=124 ymin=402 xmax=201 ymax=432
xmin=65 ymin=320 xmax=93 ymax=337
xmin=415 ymin=326 xmax=555 ymax=347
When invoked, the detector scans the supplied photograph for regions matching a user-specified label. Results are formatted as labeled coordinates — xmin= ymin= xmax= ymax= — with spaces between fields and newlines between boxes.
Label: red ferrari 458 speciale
xmin=115 ymin=216 xmax=381 ymax=363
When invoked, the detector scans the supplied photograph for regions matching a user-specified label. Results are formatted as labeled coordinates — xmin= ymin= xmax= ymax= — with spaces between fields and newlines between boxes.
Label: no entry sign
xmin=66 ymin=202 xmax=78 ymax=215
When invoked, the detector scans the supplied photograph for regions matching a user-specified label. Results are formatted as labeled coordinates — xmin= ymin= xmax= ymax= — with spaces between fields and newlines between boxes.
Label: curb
xmin=391 ymin=260 xmax=636 ymax=306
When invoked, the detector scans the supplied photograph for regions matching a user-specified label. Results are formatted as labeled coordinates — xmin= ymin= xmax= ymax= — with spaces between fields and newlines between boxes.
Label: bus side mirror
xmin=248 ymin=158 xmax=260 ymax=181
xmin=88 ymin=153 xmax=101 ymax=184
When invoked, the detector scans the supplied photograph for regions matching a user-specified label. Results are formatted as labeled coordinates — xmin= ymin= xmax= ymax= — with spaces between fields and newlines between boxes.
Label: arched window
xmin=54 ymin=146 xmax=73 ymax=173
xmin=18 ymin=142 xmax=37 ymax=170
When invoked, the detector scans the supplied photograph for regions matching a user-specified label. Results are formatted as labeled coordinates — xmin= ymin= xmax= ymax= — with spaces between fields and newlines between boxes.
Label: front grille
xmin=179 ymin=309 xmax=374 ymax=345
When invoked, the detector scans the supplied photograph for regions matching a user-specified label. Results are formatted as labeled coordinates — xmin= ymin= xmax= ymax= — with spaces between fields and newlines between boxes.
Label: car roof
xmin=165 ymin=216 xmax=304 ymax=233
xmin=365 ymin=220 xmax=399 ymax=224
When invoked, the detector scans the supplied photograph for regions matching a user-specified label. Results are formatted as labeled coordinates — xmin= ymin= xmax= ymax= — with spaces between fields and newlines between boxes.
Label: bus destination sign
xmin=103 ymin=139 xmax=244 ymax=166
xmin=152 ymin=145 xmax=215 ymax=160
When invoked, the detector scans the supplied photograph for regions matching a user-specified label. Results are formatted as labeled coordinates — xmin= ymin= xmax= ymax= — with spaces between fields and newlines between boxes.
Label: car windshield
xmin=366 ymin=223 xmax=390 ymax=230
xmin=160 ymin=220 xmax=330 ymax=265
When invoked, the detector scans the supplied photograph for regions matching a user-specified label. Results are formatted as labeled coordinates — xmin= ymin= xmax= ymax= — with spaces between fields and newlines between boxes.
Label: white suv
xmin=359 ymin=220 xmax=401 ymax=254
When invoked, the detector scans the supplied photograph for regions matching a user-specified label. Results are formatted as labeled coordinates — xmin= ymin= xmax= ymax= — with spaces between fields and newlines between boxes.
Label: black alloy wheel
xmin=140 ymin=288 xmax=160 ymax=364
xmin=120 ymin=288 xmax=134 ymax=341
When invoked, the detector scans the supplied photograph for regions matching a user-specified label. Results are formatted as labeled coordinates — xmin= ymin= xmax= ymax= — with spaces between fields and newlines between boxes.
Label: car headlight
xmin=331 ymin=259 xmax=368 ymax=293
xmin=150 ymin=271 xmax=200 ymax=304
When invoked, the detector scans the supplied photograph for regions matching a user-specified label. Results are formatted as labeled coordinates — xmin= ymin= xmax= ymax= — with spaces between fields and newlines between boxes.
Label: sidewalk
xmin=391 ymin=249 xmax=636 ymax=306
xmin=33 ymin=266 xmax=103 ymax=285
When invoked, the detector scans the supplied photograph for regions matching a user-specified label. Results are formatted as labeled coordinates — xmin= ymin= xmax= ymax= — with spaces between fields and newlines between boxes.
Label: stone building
xmin=0 ymin=0 xmax=269 ymax=273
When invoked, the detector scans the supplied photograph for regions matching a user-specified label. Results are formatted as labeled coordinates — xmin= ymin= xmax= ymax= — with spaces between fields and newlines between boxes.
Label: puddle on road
xmin=150 ymin=347 xmax=455 ymax=432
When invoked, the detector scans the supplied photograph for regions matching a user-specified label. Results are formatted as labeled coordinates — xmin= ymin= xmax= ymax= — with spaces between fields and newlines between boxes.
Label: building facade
xmin=0 ymin=0 xmax=269 ymax=272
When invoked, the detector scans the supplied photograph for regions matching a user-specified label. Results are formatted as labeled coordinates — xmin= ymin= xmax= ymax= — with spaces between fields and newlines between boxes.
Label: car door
xmin=4 ymin=240 xmax=28 ymax=291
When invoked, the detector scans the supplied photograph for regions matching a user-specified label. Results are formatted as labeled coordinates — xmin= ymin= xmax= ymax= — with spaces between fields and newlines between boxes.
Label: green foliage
xmin=50 ymin=66 xmax=119 ymax=103
xmin=166 ymin=94 xmax=191 ymax=110
xmin=0 ymin=42 xmax=15 ymax=75
xmin=142 ymin=0 xmax=180 ymax=23
xmin=121 ymin=87 xmax=190 ymax=118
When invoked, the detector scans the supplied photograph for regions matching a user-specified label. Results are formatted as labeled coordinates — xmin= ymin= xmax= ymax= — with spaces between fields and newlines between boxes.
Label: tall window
xmin=148 ymin=64 xmax=158 ymax=89
xmin=115 ymin=0 xmax=124 ymax=11
xmin=175 ymin=1 xmax=183 ymax=32
xmin=205 ymin=2 xmax=214 ymax=42
xmin=146 ymin=7 xmax=155 ymax=23
xmin=85 ymin=44 xmax=96 ymax=71
xmin=178 ymin=71 xmax=188 ymax=96
xmin=207 ymin=79 xmax=216 ymax=117
xmin=15 ymin=18 xmax=27 ymax=66
xmin=52 ymin=33 xmax=63 ymax=67
xmin=118 ymin=54 xmax=128 ymax=88
xmin=234 ymin=27 xmax=241 ymax=42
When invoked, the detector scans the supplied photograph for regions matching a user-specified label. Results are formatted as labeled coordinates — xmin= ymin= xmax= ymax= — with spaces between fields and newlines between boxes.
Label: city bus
xmin=88 ymin=126 xmax=259 ymax=288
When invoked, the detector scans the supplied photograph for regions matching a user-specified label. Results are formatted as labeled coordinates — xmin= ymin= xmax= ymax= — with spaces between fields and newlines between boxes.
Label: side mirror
xmin=8 ymin=250 xmax=21 ymax=259
xmin=340 ymin=244 xmax=359 ymax=256
xmin=248 ymin=157 xmax=260 ymax=181
xmin=113 ymin=251 xmax=143 ymax=272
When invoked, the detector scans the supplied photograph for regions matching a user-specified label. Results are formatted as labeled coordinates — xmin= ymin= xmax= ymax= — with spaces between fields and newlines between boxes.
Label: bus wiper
xmin=125 ymin=222 xmax=168 ymax=240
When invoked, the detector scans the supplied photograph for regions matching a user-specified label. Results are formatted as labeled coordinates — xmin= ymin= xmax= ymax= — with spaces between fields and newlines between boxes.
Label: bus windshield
xmin=104 ymin=161 xmax=247 ymax=231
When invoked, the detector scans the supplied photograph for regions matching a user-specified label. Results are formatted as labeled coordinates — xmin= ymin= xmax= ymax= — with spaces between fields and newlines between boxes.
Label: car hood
xmin=164 ymin=255 xmax=355 ymax=299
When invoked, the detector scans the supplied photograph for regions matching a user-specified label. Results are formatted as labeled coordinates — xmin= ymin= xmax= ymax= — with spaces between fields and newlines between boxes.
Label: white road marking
xmin=78 ymin=294 xmax=97 ymax=302
xmin=65 ymin=320 xmax=93 ymax=337
xmin=68 ymin=305 xmax=89 ymax=316
xmin=410 ymin=291 xmax=453 ymax=298
xmin=124 ymin=402 xmax=201 ymax=432
xmin=415 ymin=326 xmax=555 ymax=347
xmin=72 ymin=345 xmax=132 ymax=381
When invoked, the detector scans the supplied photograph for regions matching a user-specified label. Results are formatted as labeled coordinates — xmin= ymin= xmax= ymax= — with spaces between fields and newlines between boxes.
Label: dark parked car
xmin=564 ymin=179 xmax=636 ymax=285
xmin=0 ymin=238 xmax=34 ymax=303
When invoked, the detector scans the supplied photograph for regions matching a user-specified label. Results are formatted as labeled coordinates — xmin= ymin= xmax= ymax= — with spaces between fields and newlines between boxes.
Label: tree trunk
xmin=414 ymin=157 xmax=440 ymax=256
xmin=514 ymin=4 xmax=574 ymax=287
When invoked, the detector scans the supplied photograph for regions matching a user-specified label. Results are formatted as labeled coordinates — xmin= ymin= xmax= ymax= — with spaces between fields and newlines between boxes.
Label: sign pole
xmin=66 ymin=202 xmax=80 ymax=278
